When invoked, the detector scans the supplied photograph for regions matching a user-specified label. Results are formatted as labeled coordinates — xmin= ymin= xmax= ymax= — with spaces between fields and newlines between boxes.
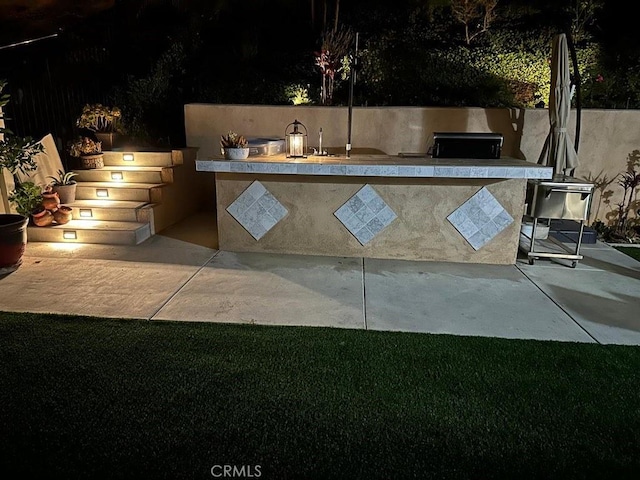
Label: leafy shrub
xmin=114 ymin=42 xmax=187 ymax=146
xmin=8 ymin=181 xmax=43 ymax=217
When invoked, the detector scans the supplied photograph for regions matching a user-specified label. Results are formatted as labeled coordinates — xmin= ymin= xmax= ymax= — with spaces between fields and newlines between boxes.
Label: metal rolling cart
xmin=522 ymin=175 xmax=594 ymax=268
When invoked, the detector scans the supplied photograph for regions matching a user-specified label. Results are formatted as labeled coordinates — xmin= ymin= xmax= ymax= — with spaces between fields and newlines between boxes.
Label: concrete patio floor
xmin=1 ymin=211 xmax=639 ymax=345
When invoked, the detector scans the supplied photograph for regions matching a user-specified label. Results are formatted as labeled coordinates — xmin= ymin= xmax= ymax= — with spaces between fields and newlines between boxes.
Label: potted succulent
xmin=47 ymin=169 xmax=78 ymax=204
xmin=69 ymin=136 xmax=103 ymax=169
xmin=220 ymin=131 xmax=250 ymax=160
xmin=0 ymin=79 xmax=45 ymax=274
xmin=76 ymin=103 xmax=124 ymax=150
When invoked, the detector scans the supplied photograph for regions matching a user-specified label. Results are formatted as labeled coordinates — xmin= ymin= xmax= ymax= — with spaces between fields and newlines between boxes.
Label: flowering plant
xmin=76 ymin=104 xmax=123 ymax=133
xmin=68 ymin=136 xmax=102 ymax=157
xmin=314 ymin=27 xmax=354 ymax=105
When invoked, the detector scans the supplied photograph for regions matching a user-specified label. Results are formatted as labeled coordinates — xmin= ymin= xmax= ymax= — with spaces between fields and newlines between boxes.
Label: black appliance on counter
xmin=430 ymin=132 xmax=503 ymax=159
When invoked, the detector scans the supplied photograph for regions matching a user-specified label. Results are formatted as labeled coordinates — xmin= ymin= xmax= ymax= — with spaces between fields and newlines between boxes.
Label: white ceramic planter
xmin=224 ymin=148 xmax=250 ymax=160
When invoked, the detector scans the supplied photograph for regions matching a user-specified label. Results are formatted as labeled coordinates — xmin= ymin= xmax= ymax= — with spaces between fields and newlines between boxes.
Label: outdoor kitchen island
xmin=195 ymin=154 xmax=552 ymax=265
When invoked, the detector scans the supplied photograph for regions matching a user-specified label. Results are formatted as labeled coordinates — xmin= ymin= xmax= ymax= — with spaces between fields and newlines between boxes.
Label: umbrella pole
xmin=346 ymin=32 xmax=359 ymax=159
xmin=565 ymin=29 xmax=581 ymax=159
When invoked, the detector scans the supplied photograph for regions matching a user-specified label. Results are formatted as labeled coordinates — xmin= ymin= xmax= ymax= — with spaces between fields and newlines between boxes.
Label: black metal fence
xmin=0 ymin=22 xmax=119 ymax=169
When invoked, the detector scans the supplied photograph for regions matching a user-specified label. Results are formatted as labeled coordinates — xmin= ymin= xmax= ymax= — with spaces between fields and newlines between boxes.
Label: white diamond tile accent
xmin=226 ymin=181 xmax=288 ymax=240
xmin=334 ymin=185 xmax=397 ymax=245
xmin=447 ymin=187 xmax=513 ymax=250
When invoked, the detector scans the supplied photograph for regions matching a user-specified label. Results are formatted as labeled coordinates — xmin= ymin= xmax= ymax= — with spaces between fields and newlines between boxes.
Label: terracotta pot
xmin=0 ymin=214 xmax=28 ymax=275
xmin=95 ymin=132 xmax=120 ymax=151
xmin=42 ymin=191 xmax=60 ymax=211
xmin=31 ymin=208 xmax=54 ymax=227
xmin=53 ymin=206 xmax=73 ymax=225
xmin=52 ymin=183 xmax=77 ymax=204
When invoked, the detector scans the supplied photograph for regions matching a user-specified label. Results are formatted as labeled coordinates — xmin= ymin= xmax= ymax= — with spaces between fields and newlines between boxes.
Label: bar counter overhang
xmin=195 ymin=154 xmax=553 ymax=265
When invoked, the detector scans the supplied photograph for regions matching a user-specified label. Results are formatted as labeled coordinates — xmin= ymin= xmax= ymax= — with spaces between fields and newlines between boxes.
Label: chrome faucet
xmin=313 ymin=128 xmax=328 ymax=156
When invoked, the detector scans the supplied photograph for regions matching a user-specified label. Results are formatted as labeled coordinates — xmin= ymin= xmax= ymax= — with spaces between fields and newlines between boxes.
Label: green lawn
xmin=614 ymin=246 xmax=640 ymax=262
xmin=1 ymin=312 xmax=639 ymax=480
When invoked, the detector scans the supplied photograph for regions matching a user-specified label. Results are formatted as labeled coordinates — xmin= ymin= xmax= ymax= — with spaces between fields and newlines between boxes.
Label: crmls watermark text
xmin=210 ymin=465 xmax=262 ymax=478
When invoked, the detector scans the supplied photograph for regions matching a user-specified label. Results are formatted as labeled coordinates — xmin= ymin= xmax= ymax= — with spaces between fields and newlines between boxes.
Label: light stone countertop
xmin=195 ymin=154 xmax=553 ymax=179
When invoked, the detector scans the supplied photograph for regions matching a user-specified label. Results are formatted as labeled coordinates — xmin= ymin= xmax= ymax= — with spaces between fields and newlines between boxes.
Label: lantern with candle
xmin=285 ymin=119 xmax=308 ymax=158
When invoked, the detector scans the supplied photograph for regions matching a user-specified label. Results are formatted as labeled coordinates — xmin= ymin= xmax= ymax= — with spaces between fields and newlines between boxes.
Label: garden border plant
xmin=0 ymin=80 xmax=46 ymax=214
xmin=591 ymin=150 xmax=640 ymax=244
xmin=0 ymin=79 xmax=45 ymax=273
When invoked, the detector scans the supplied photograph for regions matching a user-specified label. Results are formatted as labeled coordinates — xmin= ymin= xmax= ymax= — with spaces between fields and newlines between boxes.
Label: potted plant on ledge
xmin=76 ymin=103 xmax=124 ymax=150
xmin=47 ymin=169 xmax=78 ymax=204
xmin=220 ymin=131 xmax=250 ymax=160
xmin=69 ymin=136 xmax=103 ymax=169
xmin=0 ymin=79 xmax=44 ymax=274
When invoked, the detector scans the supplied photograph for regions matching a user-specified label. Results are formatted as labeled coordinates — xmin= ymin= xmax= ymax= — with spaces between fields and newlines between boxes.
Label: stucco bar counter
xmin=196 ymin=154 xmax=553 ymax=265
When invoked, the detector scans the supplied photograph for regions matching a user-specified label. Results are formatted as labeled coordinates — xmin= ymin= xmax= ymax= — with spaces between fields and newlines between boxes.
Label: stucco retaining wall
xmin=185 ymin=104 xmax=640 ymax=226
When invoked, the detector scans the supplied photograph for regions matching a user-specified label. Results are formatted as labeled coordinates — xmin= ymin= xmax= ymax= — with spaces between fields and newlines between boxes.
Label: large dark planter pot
xmin=95 ymin=132 xmax=121 ymax=151
xmin=0 ymin=214 xmax=29 ymax=275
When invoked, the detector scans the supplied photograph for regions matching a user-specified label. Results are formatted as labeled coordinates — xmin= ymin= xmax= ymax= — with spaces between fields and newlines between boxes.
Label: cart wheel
xmin=571 ymin=261 xmax=577 ymax=268
xmin=529 ymin=258 xmax=535 ymax=265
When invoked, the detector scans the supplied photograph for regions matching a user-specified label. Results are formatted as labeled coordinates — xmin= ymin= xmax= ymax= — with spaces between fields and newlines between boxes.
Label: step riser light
xmin=63 ymin=231 xmax=77 ymax=240
xmin=79 ymin=209 xmax=93 ymax=218
xmin=96 ymin=189 xmax=109 ymax=198
xmin=123 ymin=153 xmax=135 ymax=162
xmin=111 ymin=172 xmax=124 ymax=181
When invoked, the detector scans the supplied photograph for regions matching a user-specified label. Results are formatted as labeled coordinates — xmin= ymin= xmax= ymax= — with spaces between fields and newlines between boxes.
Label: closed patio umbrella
xmin=538 ymin=33 xmax=579 ymax=176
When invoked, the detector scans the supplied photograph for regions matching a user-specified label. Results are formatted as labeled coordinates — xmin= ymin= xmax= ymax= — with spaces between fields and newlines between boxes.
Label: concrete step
xmin=27 ymin=219 xmax=152 ymax=245
xmin=64 ymin=200 xmax=152 ymax=223
xmin=23 ymin=147 xmax=201 ymax=247
xmin=102 ymin=150 xmax=182 ymax=167
xmin=72 ymin=166 xmax=174 ymax=184
xmin=75 ymin=182 xmax=164 ymax=203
